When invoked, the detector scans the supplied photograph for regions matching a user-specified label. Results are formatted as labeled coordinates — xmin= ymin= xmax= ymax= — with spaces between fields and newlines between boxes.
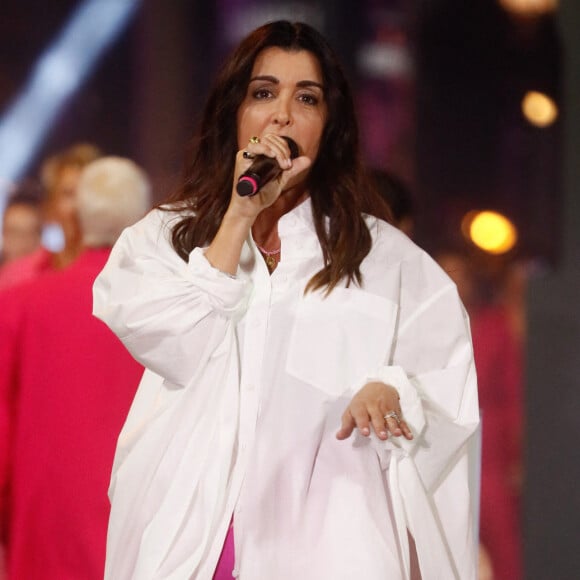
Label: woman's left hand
xmin=336 ymin=381 xmax=414 ymax=441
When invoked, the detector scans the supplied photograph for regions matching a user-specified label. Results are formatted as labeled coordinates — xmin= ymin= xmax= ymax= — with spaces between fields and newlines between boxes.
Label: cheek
xmin=236 ymin=106 xmax=260 ymax=149
xmin=303 ymin=118 xmax=326 ymax=158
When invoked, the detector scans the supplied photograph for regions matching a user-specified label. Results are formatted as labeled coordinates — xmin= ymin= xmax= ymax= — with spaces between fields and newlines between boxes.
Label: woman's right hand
xmin=227 ymin=133 xmax=312 ymax=221
xmin=205 ymin=134 xmax=311 ymax=276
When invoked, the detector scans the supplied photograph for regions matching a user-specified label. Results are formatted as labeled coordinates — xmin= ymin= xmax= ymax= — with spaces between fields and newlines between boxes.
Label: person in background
xmin=0 ymin=180 xmax=44 ymax=576
xmin=0 ymin=182 xmax=43 ymax=269
xmin=0 ymin=157 xmax=151 ymax=580
xmin=369 ymin=167 xmax=415 ymax=238
xmin=94 ymin=21 xmax=479 ymax=579
xmin=0 ymin=143 xmax=101 ymax=291
xmin=436 ymin=249 xmax=523 ymax=580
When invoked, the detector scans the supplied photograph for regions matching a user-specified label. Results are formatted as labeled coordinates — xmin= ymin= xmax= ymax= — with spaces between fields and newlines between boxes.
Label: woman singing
xmin=94 ymin=20 xmax=480 ymax=580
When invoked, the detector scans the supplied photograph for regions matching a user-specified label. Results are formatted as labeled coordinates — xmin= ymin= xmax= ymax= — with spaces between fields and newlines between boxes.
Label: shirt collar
xmin=277 ymin=196 xmax=317 ymax=237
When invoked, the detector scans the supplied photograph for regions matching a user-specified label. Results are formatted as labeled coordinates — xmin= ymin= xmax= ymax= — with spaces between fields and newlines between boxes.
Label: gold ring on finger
xmin=249 ymin=136 xmax=260 ymax=144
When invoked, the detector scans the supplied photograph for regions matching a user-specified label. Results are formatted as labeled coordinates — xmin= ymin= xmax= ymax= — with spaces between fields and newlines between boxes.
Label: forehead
xmin=251 ymin=47 xmax=323 ymax=82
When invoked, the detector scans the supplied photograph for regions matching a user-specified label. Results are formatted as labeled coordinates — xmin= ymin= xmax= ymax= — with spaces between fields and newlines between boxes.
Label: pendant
xmin=264 ymin=254 xmax=278 ymax=271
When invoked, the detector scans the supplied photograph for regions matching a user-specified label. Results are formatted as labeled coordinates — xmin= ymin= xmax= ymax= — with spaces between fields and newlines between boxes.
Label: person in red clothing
xmin=436 ymin=250 xmax=523 ymax=580
xmin=0 ymin=157 xmax=151 ymax=580
xmin=0 ymin=143 xmax=101 ymax=292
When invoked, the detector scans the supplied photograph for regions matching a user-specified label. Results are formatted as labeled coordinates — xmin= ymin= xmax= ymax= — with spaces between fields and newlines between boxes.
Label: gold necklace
xmin=256 ymin=243 xmax=281 ymax=272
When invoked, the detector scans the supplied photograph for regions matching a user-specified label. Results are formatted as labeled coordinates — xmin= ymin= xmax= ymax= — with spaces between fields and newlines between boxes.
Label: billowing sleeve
xmin=367 ymin=250 xmax=480 ymax=579
xmin=364 ymin=249 xmax=479 ymax=485
xmin=93 ymin=209 xmax=251 ymax=387
xmin=94 ymin=210 xmax=250 ymax=578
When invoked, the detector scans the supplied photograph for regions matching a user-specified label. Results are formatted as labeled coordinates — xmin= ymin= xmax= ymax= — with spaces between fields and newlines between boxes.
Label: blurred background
xmin=0 ymin=1 xmax=578 ymax=579
xmin=0 ymin=0 xmax=564 ymax=262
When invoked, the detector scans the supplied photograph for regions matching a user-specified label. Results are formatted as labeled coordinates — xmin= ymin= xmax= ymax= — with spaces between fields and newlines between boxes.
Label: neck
xmin=252 ymin=186 xmax=308 ymax=249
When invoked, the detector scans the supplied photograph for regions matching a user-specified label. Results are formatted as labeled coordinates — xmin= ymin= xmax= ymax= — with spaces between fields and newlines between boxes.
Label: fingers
xmin=336 ymin=409 xmax=356 ymax=440
xmin=266 ymin=135 xmax=293 ymax=169
xmin=383 ymin=410 xmax=403 ymax=437
xmin=369 ymin=404 xmax=389 ymax=441
xmin=335 ymin=402 xmax=395 ymax=441
xmin=349 ymin=401 xmax=372 ymax=437
xmin=243 ymin=134 xmax=294 ymax=170
xmin=279 ymin=155 xmax=311 ymax=190
xmin=383 ymin=411 xmax=414 ymax=441
xmin=336 ymin=404 xmax=414 ymax=442
xmin=398 ymin=419 xmax=414 ymax=441
xmin=383 ymin=403 xmax=415 ymax=440
xmin=234 ymin=134 xmax=309 ymax=206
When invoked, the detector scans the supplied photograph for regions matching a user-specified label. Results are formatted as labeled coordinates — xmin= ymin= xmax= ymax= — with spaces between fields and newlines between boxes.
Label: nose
xmin=274 ymin=113 xmax=290 ymax=126
xmin=273 ymin=98 xmax=292 ymax=126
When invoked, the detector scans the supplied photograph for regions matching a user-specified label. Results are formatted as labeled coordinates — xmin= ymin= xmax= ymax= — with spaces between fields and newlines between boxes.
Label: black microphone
xmin=236 ymin=136 xmax=300 ymax=197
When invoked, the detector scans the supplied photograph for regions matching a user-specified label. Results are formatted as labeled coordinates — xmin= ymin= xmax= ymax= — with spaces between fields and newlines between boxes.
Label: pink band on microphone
xmin=238 ymin=176 xmax=258 ymax=195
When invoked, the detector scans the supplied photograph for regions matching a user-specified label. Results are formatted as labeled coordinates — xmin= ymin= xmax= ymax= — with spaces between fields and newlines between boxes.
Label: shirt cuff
xmin=186 ymin=247 xmax=250 ymax=316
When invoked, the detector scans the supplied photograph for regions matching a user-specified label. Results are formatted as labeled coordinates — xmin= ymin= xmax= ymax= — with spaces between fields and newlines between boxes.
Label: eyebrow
xmin=249 ymin=75 xmax=324 ymax=91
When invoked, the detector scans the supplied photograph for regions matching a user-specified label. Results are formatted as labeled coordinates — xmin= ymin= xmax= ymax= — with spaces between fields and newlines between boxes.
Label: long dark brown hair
xmin=164 ymin=20 xmax=392 ymax=293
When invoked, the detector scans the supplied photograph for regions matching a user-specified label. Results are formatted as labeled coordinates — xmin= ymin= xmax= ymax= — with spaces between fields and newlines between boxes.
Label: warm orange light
xmin=467 ymin=211 xmax=518 ymax=255
xmin=498 ymin=0 xmax=558 ymax=16
xmin=522 ymin=91 xmax=558 ymax=127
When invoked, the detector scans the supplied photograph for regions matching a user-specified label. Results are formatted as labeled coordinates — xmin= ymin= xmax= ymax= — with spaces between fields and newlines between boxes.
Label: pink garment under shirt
xmin=213 ymin=523 xmax=235 ymax=580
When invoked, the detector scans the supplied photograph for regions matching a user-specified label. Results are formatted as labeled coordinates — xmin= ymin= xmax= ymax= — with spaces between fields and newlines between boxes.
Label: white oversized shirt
xmin=93 ymin=198 xmax=480 ymax=580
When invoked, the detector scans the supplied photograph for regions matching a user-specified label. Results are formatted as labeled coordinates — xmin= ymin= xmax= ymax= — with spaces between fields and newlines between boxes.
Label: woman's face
xmin=236 ymin=47 xmax=328 ymax=162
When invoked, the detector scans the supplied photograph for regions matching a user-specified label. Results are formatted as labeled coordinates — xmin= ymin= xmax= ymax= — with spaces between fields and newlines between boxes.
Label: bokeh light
xmin=463 ymin=210 xmax=518 ymax=254
xmin=498 ymin=0 xmax=559 ymax=16
xmin=522 ymin=90 xmax=558 ymax=127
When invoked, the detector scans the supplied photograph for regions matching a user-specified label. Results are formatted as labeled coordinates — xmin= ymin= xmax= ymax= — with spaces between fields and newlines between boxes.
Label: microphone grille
xmin=281 ymin=136 xmax=300 ymax=159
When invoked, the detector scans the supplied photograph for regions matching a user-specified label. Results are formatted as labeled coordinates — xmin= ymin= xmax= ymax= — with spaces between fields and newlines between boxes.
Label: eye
xmin=298 ymin=93 xmax=320 ymax=106
xmin=252 ymin=88 xmax=274 ymax=100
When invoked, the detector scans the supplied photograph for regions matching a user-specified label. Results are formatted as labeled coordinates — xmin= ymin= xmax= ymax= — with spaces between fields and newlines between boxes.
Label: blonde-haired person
xmin=77 ymin=156 xmax=152 ymax=248
xmin=0 ymin=157 xmax=151 ymax=580
xmin=41 ymin=142 xmax=102 ymax=264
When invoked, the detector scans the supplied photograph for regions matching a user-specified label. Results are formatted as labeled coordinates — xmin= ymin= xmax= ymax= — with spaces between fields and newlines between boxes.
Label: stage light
xmin=498 ymin=0 xmax=558 ymax=16
xmin=358 ymin=43 xmax=413 ymax=78
xmin=463 ymin=210 xmax=518 ymax=255
xmin=522 ymin=90 xmax=558 ymax=127
xmin=0 ymin=0 xmax=141 ymax=209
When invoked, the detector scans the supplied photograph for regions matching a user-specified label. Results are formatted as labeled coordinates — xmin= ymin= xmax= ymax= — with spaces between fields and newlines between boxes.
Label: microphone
xmin=236 ymin=136 xmax=300 ymax=197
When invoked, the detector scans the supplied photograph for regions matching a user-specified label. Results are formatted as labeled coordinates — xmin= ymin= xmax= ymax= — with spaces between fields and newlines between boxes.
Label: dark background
xmin=0 ymin=0 xmax=563 ymax=263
